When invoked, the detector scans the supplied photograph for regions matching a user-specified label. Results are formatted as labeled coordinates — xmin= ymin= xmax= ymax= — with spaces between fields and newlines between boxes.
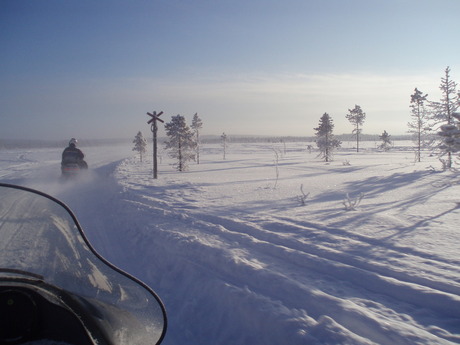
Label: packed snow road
xmin=1 ymin=141 xmax=459 ymax=344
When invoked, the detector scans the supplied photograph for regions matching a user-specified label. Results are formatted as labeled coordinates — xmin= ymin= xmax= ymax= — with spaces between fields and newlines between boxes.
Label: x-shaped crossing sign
xmin=147 ymin=111 xmax=164 ymax=125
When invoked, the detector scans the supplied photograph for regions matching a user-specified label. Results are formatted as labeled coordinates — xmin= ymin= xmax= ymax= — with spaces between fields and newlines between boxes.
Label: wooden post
xmin=152 ymin=122 xmax=157 ymax=178
xmin=146 ymin=111 xmax=164 ymax=179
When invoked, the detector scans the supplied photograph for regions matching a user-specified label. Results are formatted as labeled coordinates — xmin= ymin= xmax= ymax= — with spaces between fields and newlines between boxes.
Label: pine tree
xmin=132 ymin=131 xmax=147 ymax=162
xmin=429 ymin=67 xmax=459 ymax=168
xmin=164 ymin=115 xmax=196 ymax=172
xmin=314 ymin=113 xmax=341 ymax=162
xmin=378 ymin=130 xmax=392 ymax=151
xmin=438 ymin=112 xmax=460 ymax=168
xmin=191 ymin=113 xmax=203 ymax=164
xmin=408 ymin=88 xmax=430 ymax=162
xmin=430 ymin=67 xmax=459 ymax=126
xmin=346 ymin=105 xmax=366 ymax=152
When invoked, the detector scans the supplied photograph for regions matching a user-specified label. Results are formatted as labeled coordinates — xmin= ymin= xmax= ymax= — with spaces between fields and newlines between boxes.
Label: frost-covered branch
xmin=297 ymin=184 xmax=310 ymax=206
xmin=343 ymin=192 xmax=364 ymax=211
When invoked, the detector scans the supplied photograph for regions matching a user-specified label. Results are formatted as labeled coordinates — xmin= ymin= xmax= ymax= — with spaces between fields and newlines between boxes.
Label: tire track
xmin=123 ymin=195 xmax=460 ymax=344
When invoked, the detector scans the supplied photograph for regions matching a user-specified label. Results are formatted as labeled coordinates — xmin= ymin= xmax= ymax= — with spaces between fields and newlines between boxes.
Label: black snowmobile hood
xmin=0 ymin=183 xmax=167 ymax=345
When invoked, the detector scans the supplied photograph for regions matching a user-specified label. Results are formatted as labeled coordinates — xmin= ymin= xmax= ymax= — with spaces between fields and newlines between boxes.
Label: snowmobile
xmin=61 ymin=162 xmax=82 ymax=177
xmin=61 ymin=161 xmax=88 ymax=179
xmin=61 ymin=138 xmax=88 ymax=179
xmin=0 ymin=183 xmax=167 ymax=344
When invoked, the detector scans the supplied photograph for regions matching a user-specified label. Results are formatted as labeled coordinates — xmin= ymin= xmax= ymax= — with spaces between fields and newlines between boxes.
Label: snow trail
xmin=1 ymin=141 xmax=459 ymax=344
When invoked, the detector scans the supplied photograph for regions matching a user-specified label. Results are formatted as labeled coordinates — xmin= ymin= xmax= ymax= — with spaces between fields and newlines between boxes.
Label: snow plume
xmin=0 ymin=143 xmax=132 ymax=199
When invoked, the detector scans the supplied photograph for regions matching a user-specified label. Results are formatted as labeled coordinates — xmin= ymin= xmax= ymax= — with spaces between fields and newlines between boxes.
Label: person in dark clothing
xmin=61 ymin=138 xmax=88 ymax=171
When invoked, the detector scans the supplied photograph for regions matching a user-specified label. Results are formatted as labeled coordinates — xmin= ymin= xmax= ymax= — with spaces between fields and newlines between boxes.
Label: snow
xmin=1 ymin=140 xmax=460 ymax=344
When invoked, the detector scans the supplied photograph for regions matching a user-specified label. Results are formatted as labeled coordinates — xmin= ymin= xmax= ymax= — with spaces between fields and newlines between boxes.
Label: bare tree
xmin=191 ymin=113 xmax=203 ymax=164
xmin=346 ymin=105 xmax=366 ymax=152
xmin=408 ymin=88 xmax=430 ymax=162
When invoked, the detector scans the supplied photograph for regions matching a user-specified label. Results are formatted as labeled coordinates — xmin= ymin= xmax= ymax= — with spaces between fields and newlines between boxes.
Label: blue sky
xmin=1 ymin=0 xmax=459 ymax=140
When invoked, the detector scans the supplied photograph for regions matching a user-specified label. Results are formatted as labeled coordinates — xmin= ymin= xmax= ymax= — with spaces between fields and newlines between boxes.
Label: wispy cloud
xmin=124 ymin=71 xmax=444 ymax=135
xmin=1 ymin=71 xmax=446 ymax=139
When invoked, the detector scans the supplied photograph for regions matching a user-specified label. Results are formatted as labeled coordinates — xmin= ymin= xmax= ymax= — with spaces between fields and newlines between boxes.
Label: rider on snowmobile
xmin=61 ymin=138 xmax=88 ymax=170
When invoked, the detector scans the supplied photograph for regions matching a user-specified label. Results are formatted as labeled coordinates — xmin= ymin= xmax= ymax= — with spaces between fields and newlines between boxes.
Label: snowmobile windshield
xmin=0 ymin=183 xmax=167 ymax=345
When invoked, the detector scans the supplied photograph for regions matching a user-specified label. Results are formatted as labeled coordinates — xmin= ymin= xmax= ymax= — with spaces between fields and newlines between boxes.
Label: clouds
xmin=136 ymin=71 xmax=444 ymax=136
xmin=0 ymin=67 xmax=450 ymax=140
xmin=1 ymin=0 xmax=458 ymax=140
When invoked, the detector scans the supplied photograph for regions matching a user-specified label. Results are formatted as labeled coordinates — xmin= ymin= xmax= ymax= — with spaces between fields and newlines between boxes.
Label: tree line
xmin=133 ymin=113 xmax=204 ymax=171
xmin=133 ymin=66 xmax=459 ymax=170
xmin=315 ymin=66 xmax=460 ymax=165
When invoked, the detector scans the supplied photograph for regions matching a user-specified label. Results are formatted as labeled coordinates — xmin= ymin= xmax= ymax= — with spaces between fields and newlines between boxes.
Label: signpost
xmin=146 ymin=111 xmax=164 ymax=179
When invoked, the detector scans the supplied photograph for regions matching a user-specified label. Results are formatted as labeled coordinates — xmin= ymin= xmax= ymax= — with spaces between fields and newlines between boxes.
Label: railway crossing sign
xmin=147 ymin=111 xmax=164 ymax=126
xmin=146 ymin=111 xmax=164 ymax=179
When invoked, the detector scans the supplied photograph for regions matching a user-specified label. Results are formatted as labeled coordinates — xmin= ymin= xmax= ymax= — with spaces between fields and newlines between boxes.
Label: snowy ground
xmin=1 ymin=140 xmax=460 ymax=344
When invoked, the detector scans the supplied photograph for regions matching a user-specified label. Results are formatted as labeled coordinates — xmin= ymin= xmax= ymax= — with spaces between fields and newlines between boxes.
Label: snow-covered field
xmin=1 ymin=140 xmax=459 ymax=345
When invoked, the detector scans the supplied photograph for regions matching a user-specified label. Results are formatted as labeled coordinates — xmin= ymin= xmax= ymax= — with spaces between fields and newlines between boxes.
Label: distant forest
xmin=0 ymin=134 xmax=415 ymax=150
xmin=195 ymin=133 xmax=413 ymax=144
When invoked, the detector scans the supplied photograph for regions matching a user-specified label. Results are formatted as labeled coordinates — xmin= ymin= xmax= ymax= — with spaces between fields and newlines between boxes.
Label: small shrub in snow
xmin=297 ymin=184 xmax=310 ymax=206
xmin=439 ymin=158 xmax=450 ymax=171
xmin=273 ymin=148 xmax=280 ymax=189
xmin=378 ymin=130 xmax=392 ymax=151
xmin=221 ymin=132 xmax=228 ymax=160
xmin=343 ymin=192 xmax=364 ymax=211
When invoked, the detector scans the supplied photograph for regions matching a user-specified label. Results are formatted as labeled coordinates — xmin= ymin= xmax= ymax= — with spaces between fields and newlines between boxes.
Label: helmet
xmin=69 ymin=138 xmax=78 ymax=147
